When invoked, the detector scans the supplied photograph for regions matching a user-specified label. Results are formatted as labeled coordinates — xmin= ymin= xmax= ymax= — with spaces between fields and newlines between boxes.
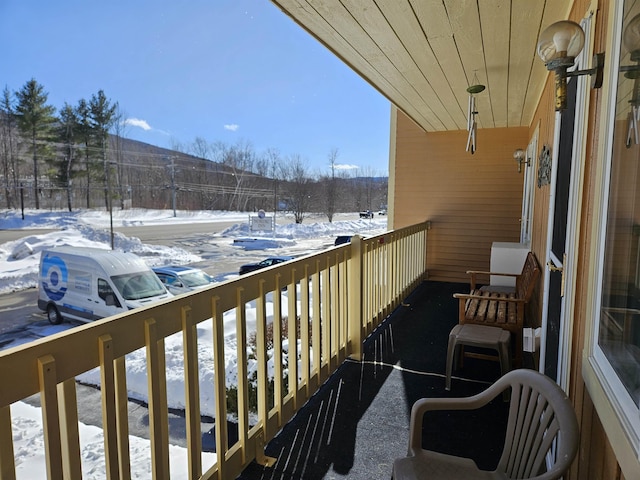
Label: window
xmin=591 ymin=0 xmax=640 ymax=463
xmin=98 ymin=278 xmax=120 ymax=307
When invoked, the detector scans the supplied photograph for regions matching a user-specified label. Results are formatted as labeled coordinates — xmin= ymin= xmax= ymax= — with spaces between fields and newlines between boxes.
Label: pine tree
xmin=15 ymin=78 xmax=56 ymax=209
xmin=75 ymin=98 xmax=94 ymax=208
xmin=57 ymin=103 xmax=79 ymax=211
xmin=89 ymin=90 xmax=116 ymax=211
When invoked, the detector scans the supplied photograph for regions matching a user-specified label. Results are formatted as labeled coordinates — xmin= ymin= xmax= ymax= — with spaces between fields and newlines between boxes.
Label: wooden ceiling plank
xmin=506 ymin=1 xmax=545 ymax=127
xmin=274 ymin=0 xmax=438 ymax=130
xmin=377 ymin=0 xmax=464 ymax=129
xmin=340 ymin=0 xmax=454 ymax=130
xmin=440 ymin=0 xmax=493 ymax=130
xmin=271 ymin=0 xmax=576 ymax=132
xmin=407 ymin=0 xmax=469 ymax=130
xmin=476 ymin=0 xmax=510 ymax=128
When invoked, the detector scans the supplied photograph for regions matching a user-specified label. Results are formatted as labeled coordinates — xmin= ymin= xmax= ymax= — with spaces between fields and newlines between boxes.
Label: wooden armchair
xmin=453 ymin=251 xmax=541 ymax=367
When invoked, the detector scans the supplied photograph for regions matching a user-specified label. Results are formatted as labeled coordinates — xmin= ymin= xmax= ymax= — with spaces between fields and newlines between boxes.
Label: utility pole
xmin=169 ymin=156 xmax=177 ymax=217
xmin=105 ymin=152 xmax=114 ymax=250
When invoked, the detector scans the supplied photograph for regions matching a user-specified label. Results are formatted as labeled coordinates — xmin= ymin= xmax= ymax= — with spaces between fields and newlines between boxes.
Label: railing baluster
xmin=211 ymin=295 xmax=228 ymax=478
xmin=99 ymin=334 xmax=120 ymax=480
xmin=114 ymin=356 xmax=131 ymax=480
xmin=272 ymin=275 xmax=284 ymax=426
xmin=236 ymin=287 xmax=249 ymax=463
xmin=312 ymin=260 xmax=322 ymax=382
xmin=37 ymin=355 xmax=63 ymax=480
xmin=300 ymin=264 xmax=310 ymax=396
xmin=58 ymin=378 xmax=82 ymax=480
xmin=181 ymin=306 xmax=202 ymax=478
xmin=349 ymin=235 xmax=363 ymax=359
xmin=144 ymin=319 xmax=170 ymax=480
xmin=321 ymin=259 xmax=331 ymax=379
xmin=0 ymin=405 xmax=15 ymax=480
xmin=256 ymin=280 xmax=268 ymax=429
xmin=287 ymin=271 xmax=298 ymax=407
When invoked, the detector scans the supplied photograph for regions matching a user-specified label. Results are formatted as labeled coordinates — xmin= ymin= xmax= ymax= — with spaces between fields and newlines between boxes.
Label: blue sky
xmin=1 ymin=0 xmax=390 ymax=175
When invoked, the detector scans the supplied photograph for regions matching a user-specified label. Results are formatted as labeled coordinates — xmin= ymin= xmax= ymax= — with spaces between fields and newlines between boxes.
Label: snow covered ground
xmin=0 ymin=208 xmax=387 ymax=479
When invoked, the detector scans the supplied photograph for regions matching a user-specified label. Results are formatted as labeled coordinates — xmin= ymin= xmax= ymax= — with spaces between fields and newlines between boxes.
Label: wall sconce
xmin=537 ymin=20 xmax=605 ymax=111
xmin=621 ymin=14 xmax=640 ymax=147
xmin=514 ymin=148 xmax=528 ymax=173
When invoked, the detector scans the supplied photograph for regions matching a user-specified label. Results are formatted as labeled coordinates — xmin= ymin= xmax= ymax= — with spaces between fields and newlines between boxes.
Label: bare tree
xmin=264 ymin=148 xmax=281 ymax=214
xmin=111 ymin=105 xmax=131 ymax=209
xmin=0 ymin=86 xmax=19 ymax=208
xmin=321 ymin=148 xmax=339 ymax=222
xmin=281 ymin=154 xmax=311 ymax=223
xmin=170 ymin=139 xmax=188 ymax=154
xmin=190 ymin=136 xmax=211 ymax=160
xmin=214 ymin=139 xmax=257 ymax=211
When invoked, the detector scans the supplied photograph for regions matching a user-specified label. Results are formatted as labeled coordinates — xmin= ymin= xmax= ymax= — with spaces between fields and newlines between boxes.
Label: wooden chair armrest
xmin=466 ymin=270 xmax=519 ymax=278
xmin=453 ymin=292 xmax=525 ymax=303
xmin=466 ymin=270 xmax=518 ymax=290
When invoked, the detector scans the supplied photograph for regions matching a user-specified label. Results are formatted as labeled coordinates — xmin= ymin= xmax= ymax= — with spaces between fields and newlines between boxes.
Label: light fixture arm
xmin=545 ymin=53 xmax=605 ymax=110
xmin=565 ymin=52 xmax=605 ymax=87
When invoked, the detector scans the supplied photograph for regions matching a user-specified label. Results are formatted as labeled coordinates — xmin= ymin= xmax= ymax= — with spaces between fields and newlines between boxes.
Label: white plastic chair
xmin=392 ymin=369 xmax=579 ymax=480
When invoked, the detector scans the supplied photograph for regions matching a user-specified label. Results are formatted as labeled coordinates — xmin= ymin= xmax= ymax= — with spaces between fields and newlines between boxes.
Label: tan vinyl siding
xmin=386 ymin=0 xmax=626 ymax=477
xmin=392 ymin=112 xmax=528 ymax=283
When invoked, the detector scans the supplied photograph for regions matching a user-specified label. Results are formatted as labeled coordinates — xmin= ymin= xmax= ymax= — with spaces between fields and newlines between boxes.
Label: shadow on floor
xmin=238 ymin=281 xmax=514 ymax=480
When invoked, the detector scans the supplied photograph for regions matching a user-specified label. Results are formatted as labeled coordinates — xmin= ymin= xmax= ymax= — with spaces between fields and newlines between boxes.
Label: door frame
xmin=520 ymin=125 xmax=539 ymax=245
xmin=539 ymin=9 xmax=595 ymax=391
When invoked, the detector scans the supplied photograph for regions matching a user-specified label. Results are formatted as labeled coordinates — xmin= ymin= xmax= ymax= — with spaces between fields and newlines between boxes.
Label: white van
xmin=38 ymin=246 xmax=173 ymax=324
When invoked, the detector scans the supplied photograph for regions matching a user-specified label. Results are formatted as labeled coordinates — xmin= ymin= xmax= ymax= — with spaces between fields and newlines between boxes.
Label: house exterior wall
xmin=390 ymin=112 xmax=528 ymax=283
xmin=391 ymin=1 xmax=631 ymax=477
xmin=559 ymin=1 xmax=630 ymax=479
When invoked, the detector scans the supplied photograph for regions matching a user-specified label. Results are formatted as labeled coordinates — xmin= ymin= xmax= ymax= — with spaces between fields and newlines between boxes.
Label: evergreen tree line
xmin=0 ymin=79 xmax=387 ymax=222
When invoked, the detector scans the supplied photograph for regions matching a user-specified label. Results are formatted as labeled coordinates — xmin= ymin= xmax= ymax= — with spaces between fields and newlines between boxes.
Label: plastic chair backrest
xmin=496 ymin=369 xmax=579 ymax=479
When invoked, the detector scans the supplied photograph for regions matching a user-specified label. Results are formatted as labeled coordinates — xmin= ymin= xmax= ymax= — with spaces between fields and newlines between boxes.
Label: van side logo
xmin=42 ymin=253 xmax=68 ymax=301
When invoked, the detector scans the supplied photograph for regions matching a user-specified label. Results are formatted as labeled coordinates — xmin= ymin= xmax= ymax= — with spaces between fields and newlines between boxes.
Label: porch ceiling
xmin=270 ymin=0 xmax=574 ymax=132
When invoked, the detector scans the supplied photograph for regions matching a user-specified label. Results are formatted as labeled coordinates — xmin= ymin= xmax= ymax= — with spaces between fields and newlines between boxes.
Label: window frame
xmin=584 ymin=0 xmax=640 ymax=475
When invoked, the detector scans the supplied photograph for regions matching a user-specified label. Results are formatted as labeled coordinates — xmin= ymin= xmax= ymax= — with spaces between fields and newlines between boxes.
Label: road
xmin=0 ymin=212 xmax=373 ymax=450
xmin=0 ymin=214 xmax=361 ymax=333
xmin=0 ymin=220 xmax=242 ymax=244
xmin=0 ymin=220 xmax=244 ymax=331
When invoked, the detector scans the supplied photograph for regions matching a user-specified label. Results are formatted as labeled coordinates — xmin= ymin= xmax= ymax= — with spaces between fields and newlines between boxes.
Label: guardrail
xmin=0 ymin=221 xmax=429 ymax=480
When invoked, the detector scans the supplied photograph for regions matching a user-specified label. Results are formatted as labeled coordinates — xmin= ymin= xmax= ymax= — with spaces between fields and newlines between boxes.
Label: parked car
xmin=359 ymin=210 xmax=374 ymax=219
xmin=239 ymin=256 xmax=294 ymax=275
xmin=152 ymin=265 xmax=215 ymax=295
xmin=334 ymin=235 xmax=352 ymax=246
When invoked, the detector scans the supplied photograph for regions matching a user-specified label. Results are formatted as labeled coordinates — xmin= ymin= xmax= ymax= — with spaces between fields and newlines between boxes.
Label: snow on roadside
xmin=10 ymin=401 xmax=216 ymax=479
xmin=1 ymin=208 xmax=388 ymax=476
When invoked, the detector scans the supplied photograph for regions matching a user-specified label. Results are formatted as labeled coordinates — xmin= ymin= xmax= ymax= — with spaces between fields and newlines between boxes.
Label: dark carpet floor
xmin=237 ymin=281 xmax=522 ymax=479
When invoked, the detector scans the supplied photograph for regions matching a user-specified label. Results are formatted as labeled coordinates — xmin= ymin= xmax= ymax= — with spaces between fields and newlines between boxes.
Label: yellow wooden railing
xmin=0 ymin=221 xmax=429 ymax=480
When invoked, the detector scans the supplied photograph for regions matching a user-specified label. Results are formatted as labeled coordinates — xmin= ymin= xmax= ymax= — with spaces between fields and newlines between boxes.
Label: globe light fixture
xmin=537 ymin=20 xmax=604 ymax=111
xmin=514 ymin=148 xmax=528 ymax=173
xmin=621 ymin=14 xmax=640 ymax=147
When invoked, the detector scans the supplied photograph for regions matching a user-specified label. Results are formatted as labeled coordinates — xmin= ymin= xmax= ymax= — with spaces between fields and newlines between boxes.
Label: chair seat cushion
xmin=392 ymin=450 xmax=507 ymax=480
